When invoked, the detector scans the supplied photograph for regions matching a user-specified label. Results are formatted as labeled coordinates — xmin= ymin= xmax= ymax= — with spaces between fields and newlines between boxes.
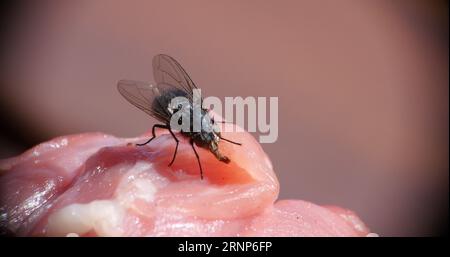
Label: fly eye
xmin=177 ymin=104 xmax=182 ymax=109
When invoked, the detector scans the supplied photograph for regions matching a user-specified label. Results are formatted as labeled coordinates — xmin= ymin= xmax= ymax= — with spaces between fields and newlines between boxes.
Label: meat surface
xmin=0 ymin=123 xmax=371 ymax=236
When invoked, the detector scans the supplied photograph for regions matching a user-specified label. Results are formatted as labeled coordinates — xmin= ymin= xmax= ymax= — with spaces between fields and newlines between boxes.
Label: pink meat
xmin=0 ymin=124 xmax=370 ymax=236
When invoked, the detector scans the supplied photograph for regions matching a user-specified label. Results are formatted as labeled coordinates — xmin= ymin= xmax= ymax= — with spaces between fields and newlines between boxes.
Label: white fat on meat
xmin=46 ymin=161 xmax=159 ymax=236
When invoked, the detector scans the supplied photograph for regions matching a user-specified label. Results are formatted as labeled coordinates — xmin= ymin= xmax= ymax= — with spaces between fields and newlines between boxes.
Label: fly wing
xmin=117 ymin=79 xmax=170 ymax=123
xmin=152 ymin=54 xmax=201 ymax=102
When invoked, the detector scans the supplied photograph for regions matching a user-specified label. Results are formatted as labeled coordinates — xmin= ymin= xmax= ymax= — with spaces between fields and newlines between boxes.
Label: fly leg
xmin=136 ymin=124 xmax=180 ymax=169
xmin=136 ymin=124 xmax=168 ymax=146
xmin=190 ymin=138 xmax=204 ymax=180
xmin=219 ymin=136 xmax=242 ymax=146
xmin=208 ymin=113 xmax=241 ymax=145
xmin=167 ymin=126 xmax=180 ymax=167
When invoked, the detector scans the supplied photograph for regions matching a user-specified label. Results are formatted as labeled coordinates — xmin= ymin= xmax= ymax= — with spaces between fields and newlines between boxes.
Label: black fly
xmin=117 ymin=54 xmax=241 ymax=179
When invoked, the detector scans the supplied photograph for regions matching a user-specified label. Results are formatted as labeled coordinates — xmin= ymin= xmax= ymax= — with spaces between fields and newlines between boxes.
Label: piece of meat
xmin=0 ymin=123 xmax=371 ymax=236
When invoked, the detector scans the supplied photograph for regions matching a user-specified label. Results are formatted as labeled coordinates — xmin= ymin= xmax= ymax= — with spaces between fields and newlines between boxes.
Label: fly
xmin=117 ymin=54 xmax=241 ymax=179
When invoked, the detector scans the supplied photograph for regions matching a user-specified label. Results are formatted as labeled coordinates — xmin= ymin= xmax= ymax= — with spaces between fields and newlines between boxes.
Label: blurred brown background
xmin=0 ymin=0 xmax=448 ymax=236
